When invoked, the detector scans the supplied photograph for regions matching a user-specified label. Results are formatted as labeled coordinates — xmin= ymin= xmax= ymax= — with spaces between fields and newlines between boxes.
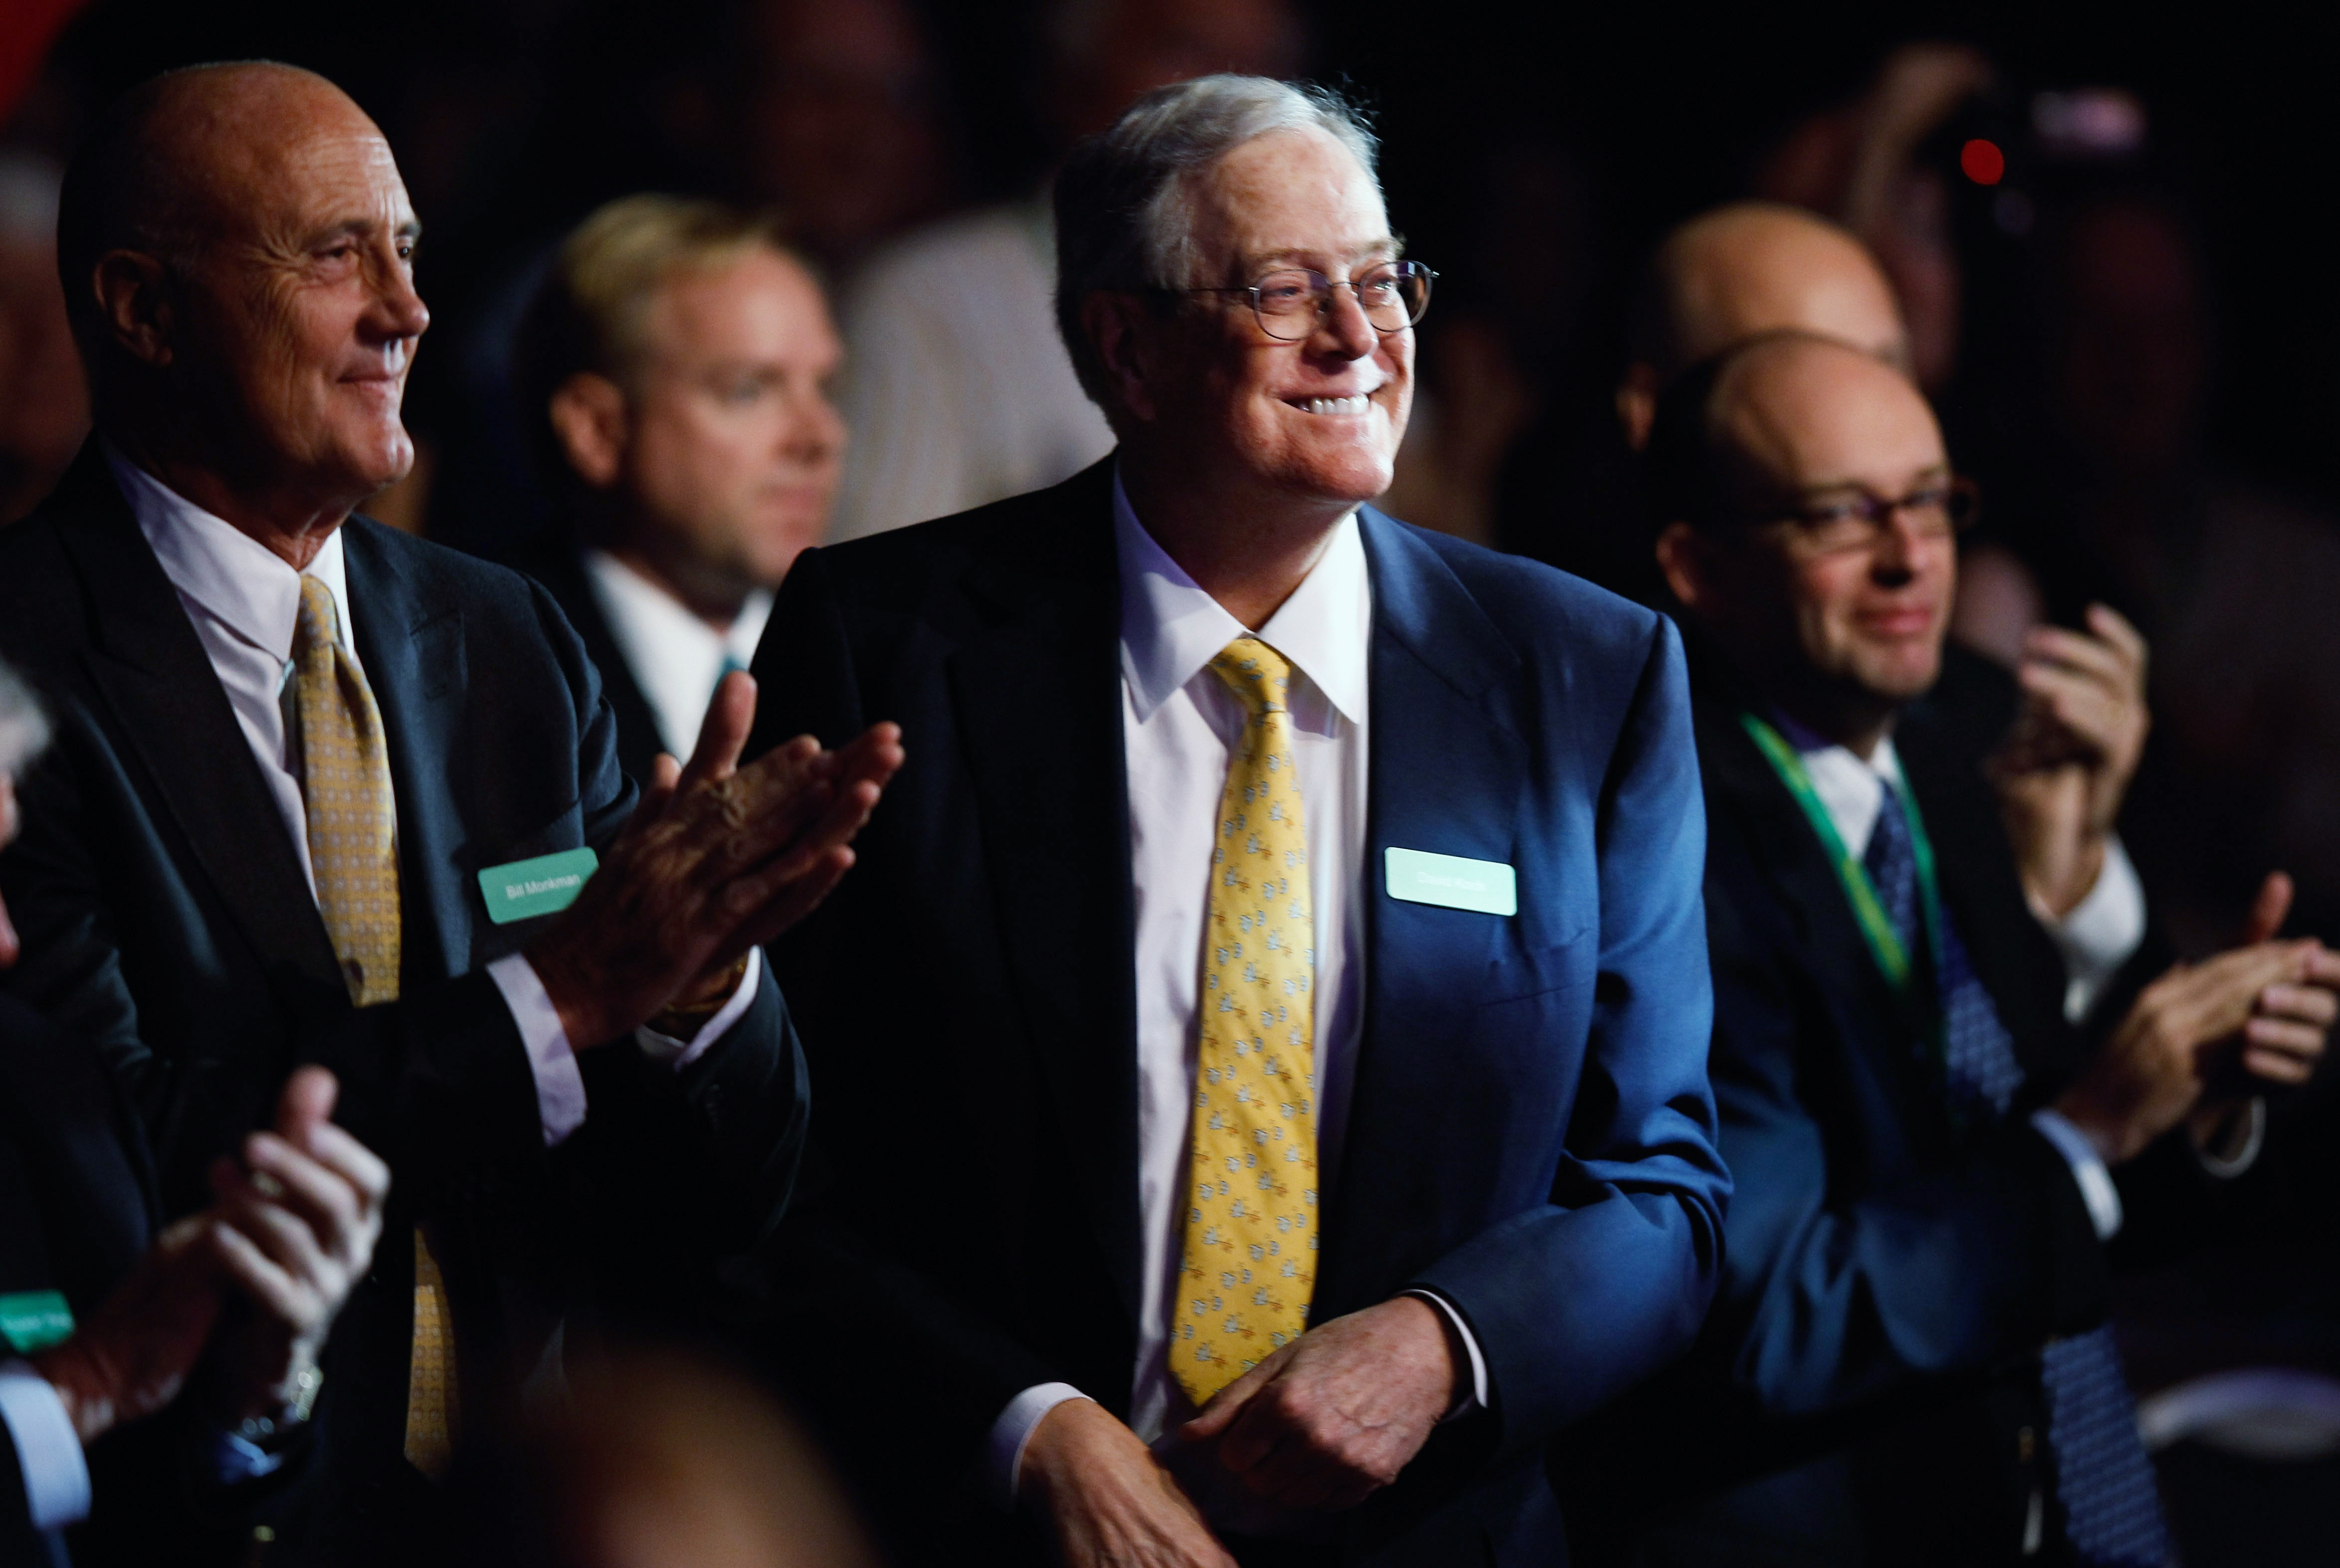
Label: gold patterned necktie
xmin=1173 ymin=637 xmax=1319 ymax=1405
xmin=290 ymin=576 xmax=458 ymax=1478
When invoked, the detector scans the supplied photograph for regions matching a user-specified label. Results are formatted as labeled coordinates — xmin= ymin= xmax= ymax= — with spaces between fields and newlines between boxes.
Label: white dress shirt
xmin=105 ymin=448 xmax=757 ymax=1149
xmin=582 ymin=549 xmax=772 ymax=760
xmin=985 ymin=475 xmax=1487 ymax=1501
xmin=0 ymin=1358 xmax=89 ymax=1531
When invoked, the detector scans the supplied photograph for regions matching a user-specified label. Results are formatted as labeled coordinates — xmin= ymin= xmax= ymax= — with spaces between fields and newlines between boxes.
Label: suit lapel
xmin=53 ymin=450 xmax=343 ymax=994
xmin=1319 ymin=513 xmax=1525 ymax=1309
xmin=946 ymin=463 xmax=1144 ymax=1324
xmin=345 ymin=522 xmax=472 ymax=984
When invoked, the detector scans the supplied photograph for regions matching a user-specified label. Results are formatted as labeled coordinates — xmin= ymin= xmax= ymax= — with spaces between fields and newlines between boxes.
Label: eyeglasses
xmin=1170 ymin=261 xmax=1436 ymax=342
xmin=1760 ymin=477 xmax=1979 ymax=556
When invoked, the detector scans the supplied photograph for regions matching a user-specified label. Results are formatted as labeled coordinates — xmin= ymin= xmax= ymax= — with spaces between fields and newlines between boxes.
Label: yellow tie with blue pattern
xmin=1174 ymin=637 xmax=1318 ymax=1405
xmin=291 ymin=576 xmax=458 ymax=1478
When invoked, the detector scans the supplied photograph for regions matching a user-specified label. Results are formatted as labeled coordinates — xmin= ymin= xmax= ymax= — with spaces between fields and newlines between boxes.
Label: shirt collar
xmin=1111 ymin=465 xmax=1370 ymax=725
xmin=585 ymin=549 xmax=773 ymax=669
xmin=105 ymin=440 xmax=354 ymax=659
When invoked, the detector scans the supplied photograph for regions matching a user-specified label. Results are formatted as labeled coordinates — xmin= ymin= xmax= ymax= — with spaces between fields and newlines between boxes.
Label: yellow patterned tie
xmin=1174 ymin=637 xmax=1318 ymax=1405
xmin=289 ymin=577 xmax=456 ymax=1478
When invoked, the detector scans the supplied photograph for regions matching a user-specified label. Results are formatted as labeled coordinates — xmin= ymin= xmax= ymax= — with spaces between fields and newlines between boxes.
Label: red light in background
xmin=1960 ymin=139 xmax=2006 ymax=186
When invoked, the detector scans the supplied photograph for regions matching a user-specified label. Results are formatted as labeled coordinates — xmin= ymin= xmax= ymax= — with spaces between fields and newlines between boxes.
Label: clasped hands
xmin=529 ymin=671 xmax=905 ymax=1048
xmin=1021 ymin=1296 xmax=1459 ymax=1568
xmin=35 ymin=1066 xmax=388 ymax=1445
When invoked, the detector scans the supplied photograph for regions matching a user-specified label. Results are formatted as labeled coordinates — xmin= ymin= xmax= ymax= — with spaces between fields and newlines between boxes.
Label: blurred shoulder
xmin=794 ymin=459 xmax=1117 ymax=613
xmin=1364 ymin=506 xmax=1669 ymax=670
xmin=843 ymin=203 xmax=1051 ymax=307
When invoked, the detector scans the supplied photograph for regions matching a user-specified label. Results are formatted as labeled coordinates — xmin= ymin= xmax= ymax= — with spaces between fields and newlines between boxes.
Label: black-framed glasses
xmin=1170 ymin=261 xmax=1436 ymax=342
xmin=1761 ymin=477 xmax=1980 ymax=556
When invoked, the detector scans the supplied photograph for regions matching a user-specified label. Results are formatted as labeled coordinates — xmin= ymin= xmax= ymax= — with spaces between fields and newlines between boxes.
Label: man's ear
xmin=1654 ymin=521 xmax=1711 ymax=611
xmin=1082 ymin=291 xmax=1163 ymax=425
xmin=92 ymin=250 xmax=174 ymax=369
xmin=548 ymin=373 xmax=629 ymax=489
xmin=1616 ymin=362 xmax=1660 ymax=451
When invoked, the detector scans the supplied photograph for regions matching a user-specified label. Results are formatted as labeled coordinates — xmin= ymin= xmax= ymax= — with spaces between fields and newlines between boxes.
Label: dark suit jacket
xmin=1560 ymin=639 xmax=2161 ymax=1567
xmin=748 ymin=458 xmax=1731 ymax=1566
xmin=0 ymin=444 xmax=810 ymax=1566
xmin=502 ymin=533 xmax=668 ymax=790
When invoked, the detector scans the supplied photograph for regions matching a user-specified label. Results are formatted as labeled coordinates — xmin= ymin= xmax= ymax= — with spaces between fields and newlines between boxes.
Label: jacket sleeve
xmin=1411 ymin=614 xmax=1732 ymax=1454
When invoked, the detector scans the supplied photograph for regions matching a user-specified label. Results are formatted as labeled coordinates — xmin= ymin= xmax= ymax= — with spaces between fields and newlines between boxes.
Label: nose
xmin=1312 ymin=282 xmax=1379 ymax=360
xmin=366 ymin=249 xmax=430 ymax=345
xmin=1868 ymin=510 xmax=1933 ymax=586
xmin=781 ymin=383 xmax=847 ymax=464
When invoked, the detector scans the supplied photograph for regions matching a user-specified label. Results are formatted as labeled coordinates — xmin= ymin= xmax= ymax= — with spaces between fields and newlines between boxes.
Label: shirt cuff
xmin=486 ymin=954 xmax=588 ymax=1147
xmin=634 ymin=947 xmax=763 ymax=1071
xmin=2194 ymin=1096 xmax=2267 ymax=1179
xmin=989 ymin=1382 xmax=1090 ymax=1505
xmin=0 ymin=1361 xmax=90 ymax=1532
xmin=2029 ymin=1108 xmax=2125 ymax=1241
xmin=1400 ymin=1289 xmax=1489 ymax=1417
xmin=2044 ymin=836 xmax=2148 ymax=1023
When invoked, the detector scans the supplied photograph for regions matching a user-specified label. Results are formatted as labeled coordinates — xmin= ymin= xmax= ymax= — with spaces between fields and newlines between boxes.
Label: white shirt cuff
xmin=0 ymin=1361 xmax=90 ymax=1531
xmin=2029 ymin=1108 xmax=2125 ymax=1241
xmin=1399 ymin=1289 xmax=1489 ymax=1416
xmin=486 ymin=953 xmax=588 ymax=1147
xmin=633 ymin=947 xmax=763 ymax=1070
xmin=2194 ymin=1096 xmax=2267 ymax=1179
xmin=2044 ymin=836 xmax=2148 ymax=1023
xmin=989 ymin=1382 xmax=1089 ymax=1505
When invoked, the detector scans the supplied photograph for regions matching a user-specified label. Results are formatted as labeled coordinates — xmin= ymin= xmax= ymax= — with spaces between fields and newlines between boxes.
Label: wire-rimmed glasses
xmin=1170 ymin=260 xmax=1436 ymax=342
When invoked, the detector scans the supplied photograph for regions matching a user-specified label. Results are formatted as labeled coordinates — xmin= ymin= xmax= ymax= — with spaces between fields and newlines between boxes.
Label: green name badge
xmin=1384 ymin=847 xmax=1517 ymax=917
xmin=0 ymin=1290 xmax=74 ymax=1355
xmin=478 ymin=847 xmax=599 ymax=925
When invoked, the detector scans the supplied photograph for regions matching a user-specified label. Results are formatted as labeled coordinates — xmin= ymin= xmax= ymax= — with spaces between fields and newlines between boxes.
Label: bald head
xmin=1621 ymin=202 xmax=1909 ymax=449
xmin=59 ymin=63 xmax=382 ymax=356
xmin=57 ymin=62 xmax=427 ymax=552
xmin=1652 ymin=332 xmax=1956 ymax=741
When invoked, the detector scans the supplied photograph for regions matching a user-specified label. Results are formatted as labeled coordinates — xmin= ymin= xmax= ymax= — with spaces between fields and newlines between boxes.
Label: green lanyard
xmin=1740 ymin=712 xmax=1944 ymax=995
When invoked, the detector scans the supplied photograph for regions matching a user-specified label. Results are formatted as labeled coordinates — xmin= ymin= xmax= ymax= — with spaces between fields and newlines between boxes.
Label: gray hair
xmin=0 ymin=659 xmax=50 ymax=779
xmin=1052 ymin=74 xmax=1378 ymax=409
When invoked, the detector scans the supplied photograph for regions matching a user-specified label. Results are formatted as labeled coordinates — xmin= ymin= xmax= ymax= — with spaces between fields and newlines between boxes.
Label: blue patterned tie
xmin=1865 ymin=775 xmax=2170 ymax=1568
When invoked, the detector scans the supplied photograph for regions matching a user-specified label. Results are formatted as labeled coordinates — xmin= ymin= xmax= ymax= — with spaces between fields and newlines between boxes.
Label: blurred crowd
xmin=5 ymin=2 xmax=2340 ymax=1564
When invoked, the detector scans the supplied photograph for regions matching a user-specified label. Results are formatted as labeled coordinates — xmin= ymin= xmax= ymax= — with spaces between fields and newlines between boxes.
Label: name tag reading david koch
xmin=478 ymin=847 xmax=599 ymax=925
xmin=1384 ymin=847 xmax=1517 ymax=917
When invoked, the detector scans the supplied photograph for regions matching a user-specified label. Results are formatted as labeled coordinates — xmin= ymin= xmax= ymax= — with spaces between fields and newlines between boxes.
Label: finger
xmin=1180 ymin=1361 xmax=1278 ymax=1444
xmin=206 ymin=1218 xmax=313 ymax=1326
xmin=0 ymin=887 xmax=19 ymax=970
xmin=2240 ymin=872 xmax=2295 ymax=946
xmin=299 ymin=1120 xmax=391 ymax=1212
xmin=241 ymin=1133 xmax=362 ymax=1252
xmin=2255 ymin=983 xmax=2337 ymax=1028
xmin=2014 ymin=664 xmax=2124 ymax=744
xmin=2022 ymin=625 xmax=2132 ymax=687
xmin=2244 ymin=1014 xmax=2327 ymax=1056
xmin=2242 ymin=1046 xmax=2317 ymax=1086
xmin=735 ymin=773 xmax=887 ymax=893
xmin=2082 ymin=602 xmax=2149 ymax=672
xmin=720 ymin=848 xmax=854 ymax=955
xmin=211 ymin=1166 xmax=333 ymax=1281
xmin=273 ymin=1065 xmax=338 ymax=1147
xmin=677 ymin=670 xmax=757 ymax=792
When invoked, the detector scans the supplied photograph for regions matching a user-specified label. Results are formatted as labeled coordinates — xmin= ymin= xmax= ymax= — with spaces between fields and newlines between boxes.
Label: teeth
xmin=1297 ymin=395 xmax=1370 ymax=416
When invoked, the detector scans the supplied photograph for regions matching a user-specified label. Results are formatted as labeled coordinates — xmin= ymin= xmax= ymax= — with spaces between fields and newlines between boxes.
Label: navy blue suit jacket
xmin=0 ymin=443 xmax=810 ymax=1565
xmin=747 ymin=458 xmax=1728 ymax=1566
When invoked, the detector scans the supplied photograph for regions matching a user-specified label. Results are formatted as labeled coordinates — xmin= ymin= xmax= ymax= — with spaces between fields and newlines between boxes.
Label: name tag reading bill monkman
xmin=478 ymin=847 xmax=600 ymax=925
xmin=1384 ymin=847 xmax=1517 ymax=917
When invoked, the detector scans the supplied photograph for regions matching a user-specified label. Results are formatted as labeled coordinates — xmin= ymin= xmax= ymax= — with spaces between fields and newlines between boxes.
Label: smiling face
xmin=617 ymin=248 xmax=845 ymax=597
xmin=160 ymin=73 xmax=428 ymax=518
xmin=1689 ymin=338 xmax=1956 ymax=716
xmin=1132 ymin=126 xmax=1412 ymax=514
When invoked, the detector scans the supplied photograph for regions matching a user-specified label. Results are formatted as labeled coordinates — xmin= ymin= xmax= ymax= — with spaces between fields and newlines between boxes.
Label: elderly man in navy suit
xmin=0 ymin=62 xmax=900 ymax=1566
xmin=749 ymin=74 xmax=1729 ymax=1568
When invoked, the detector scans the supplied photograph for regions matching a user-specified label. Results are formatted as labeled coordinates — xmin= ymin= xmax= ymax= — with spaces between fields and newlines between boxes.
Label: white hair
xmin=1052 ymin=74 xmax=1377 ymax=407
xmin=0 ymin=659 xmax=50 ymax=778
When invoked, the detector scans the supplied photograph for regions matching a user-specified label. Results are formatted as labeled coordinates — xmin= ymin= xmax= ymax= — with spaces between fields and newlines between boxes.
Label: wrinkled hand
xmin=205 ymin=1067 xmax=389 ymax=1420
xmin=530 ymin=671 xmax=905 ymax=1045
xmin=1989 ymin=604 xmax=2150 ymax=918
xmin=1173 ymin=1296 xmax=1456 ymax=1515
xmin=2058 ymin=912 xmax=2340 ymax=1165
xmin=1021 ymin=1399 xmax=1235 ymax=1568
xmin=32 ymin=1213 xmax=229 ymax=1445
